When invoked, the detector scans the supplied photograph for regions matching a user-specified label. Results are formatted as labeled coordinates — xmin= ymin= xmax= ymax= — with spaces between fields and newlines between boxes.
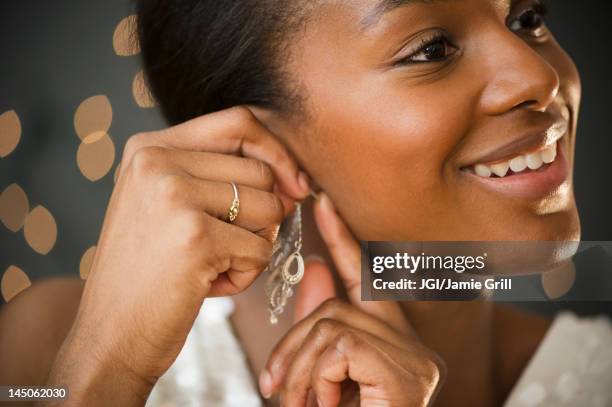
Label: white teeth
xmin=490 ymin=162 xmax=510 ymax=177
xmin=541 ymin=144 xmax=557 ymax=164
xmin=509 ymin=156 xmax=527 ymax=172
xmin=474 ymin=164 xmax=492 ymax=177
xmin=525 ymin=152 xmax=544 ymax=170
xmin=470 ymin=142 xmax=558 ymax=179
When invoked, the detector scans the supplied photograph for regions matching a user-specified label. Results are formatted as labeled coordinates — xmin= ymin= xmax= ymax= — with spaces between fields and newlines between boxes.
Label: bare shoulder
xmin=0 ymin=277 xmax=84 ymax=386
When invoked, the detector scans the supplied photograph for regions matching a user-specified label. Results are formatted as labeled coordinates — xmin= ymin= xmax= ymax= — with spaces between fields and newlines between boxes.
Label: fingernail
xmin=318 ymin=192 xmax=334 ymax=211
xmin=298 ymin=171 xmax=310 ymax=193
xmin=317 ymin=397 xmax=326 ymax=407
xmin=259 ymin=369 xmax=272 ymax=399
xmin=305 ymin=254 xmax=326 ymax=266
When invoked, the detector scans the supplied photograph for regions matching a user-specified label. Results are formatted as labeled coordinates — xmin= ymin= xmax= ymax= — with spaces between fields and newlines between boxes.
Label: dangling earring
xmin=265 ymin=202 xmax=305 ymax=325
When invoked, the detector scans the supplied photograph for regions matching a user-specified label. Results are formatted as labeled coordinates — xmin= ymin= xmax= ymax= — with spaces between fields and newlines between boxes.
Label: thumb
xmin=313 ymin=192 xmax=413 ymax=337
xmin=293 ymin=256 xmax=336 ymax=323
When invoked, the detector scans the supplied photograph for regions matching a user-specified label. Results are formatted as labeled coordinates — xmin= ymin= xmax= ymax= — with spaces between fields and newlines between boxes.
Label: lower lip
xmin=462 ymin=141 xmax=570 ymax=200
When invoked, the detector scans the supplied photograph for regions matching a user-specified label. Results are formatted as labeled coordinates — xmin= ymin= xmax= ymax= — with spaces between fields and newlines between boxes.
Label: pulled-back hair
xmin=136 ymin=0 xmax=309 ymax=125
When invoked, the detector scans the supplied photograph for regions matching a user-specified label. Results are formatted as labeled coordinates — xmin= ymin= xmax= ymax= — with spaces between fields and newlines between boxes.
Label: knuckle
xmin=264 ymin=193 xmax=285 ymax=224
xmin=312 ymin=318 xmax=339 ymax=339
xmin=174 ymin=211 xmax=208 ymax=249
xmin=156 ymin=175 xmax=185 ymax=203
xmin=251 ymin=160 xmax=274 ymax=190
xmin=129 ymin=146 xmax=165 ymax=176
xmin=234 ymin=239 xmax=273 ymax=272
xmin=319 ymin=297 xmax=345 ymax=317
xmin=418 ymin=351 xmax=445 ymax=388
xmin=122 ymin=133 xmax=148 ymax=163
xmin=252 ymin=240 xmax=273 ymax=269
xmin=281 ymin=381 xmax=301 ymax=401
xmin=335 ymin=329 xmax=360 ymax=352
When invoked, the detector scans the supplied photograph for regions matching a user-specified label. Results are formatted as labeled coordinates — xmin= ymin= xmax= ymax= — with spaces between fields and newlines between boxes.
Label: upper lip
xmin=461 ymin=120 xmax=569 ymax=168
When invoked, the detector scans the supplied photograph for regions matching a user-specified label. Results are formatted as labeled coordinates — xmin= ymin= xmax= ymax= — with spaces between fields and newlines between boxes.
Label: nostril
xmin=512 ymin=99 xmax=540 ymax=110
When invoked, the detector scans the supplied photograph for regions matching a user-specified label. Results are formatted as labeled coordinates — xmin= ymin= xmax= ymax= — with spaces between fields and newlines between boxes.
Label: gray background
xmin=1 ymin=1 xmax=611 ymax=308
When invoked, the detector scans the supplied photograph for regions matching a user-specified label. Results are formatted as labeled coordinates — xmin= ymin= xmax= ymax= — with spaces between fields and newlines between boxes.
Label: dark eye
xmin=405 ymin=36 xmax=457 ymax=64
xmin=509 ymin=2 xmax=548 ymax=34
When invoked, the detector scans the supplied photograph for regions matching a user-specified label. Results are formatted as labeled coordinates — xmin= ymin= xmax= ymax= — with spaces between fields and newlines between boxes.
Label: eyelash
xmin=508 ymin=0 xmax=549 ymax=35
xmin=394 ymin=1 xmax=549 ymax=67
xmin=395 ymin=33 xmax=458 ymax=66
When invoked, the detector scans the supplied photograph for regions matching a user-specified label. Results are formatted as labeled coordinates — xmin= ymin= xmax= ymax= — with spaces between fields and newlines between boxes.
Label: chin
xmin=485 ymin=205 xmax=581 ymax=276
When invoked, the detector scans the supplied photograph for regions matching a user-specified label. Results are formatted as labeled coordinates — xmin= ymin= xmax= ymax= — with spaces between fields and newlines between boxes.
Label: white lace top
xmin=146 ymin=297 xmax=262 ymax=407
xmin=146 ymin=302 xmax=611 ymax=407
xmin=504 ymin=312 xmax=612 ymax=407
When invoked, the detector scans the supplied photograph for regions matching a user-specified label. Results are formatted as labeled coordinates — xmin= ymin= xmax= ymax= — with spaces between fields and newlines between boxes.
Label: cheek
xmin=301 ymin=77 xmax=474 ymax=239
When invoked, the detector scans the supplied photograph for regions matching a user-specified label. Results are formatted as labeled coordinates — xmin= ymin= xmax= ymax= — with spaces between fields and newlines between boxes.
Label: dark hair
xmin=136 ymin=0 xmax=309 ymax=126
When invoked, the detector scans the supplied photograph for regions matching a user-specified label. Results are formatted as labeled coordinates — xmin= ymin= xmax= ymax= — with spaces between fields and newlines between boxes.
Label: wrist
xmin=43 ymin=331 xmax=155 ymax=406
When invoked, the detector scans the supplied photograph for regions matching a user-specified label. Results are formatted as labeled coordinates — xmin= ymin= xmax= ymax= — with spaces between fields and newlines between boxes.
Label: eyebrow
xmin=360 ymin=0 xmax=449 ymax=30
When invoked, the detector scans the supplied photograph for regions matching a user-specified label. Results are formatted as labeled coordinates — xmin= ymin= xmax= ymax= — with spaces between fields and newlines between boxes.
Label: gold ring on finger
xmin=227 ymin=182 xmax=240 ymax=223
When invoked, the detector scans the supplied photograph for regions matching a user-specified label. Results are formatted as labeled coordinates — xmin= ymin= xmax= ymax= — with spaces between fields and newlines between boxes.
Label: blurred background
xmin=1 ymin=1 xmax=611 ymax=306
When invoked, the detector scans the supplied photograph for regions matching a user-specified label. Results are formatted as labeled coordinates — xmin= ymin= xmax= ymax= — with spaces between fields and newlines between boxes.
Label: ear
xmin=248 ymin=106 xmax=292 ymax=143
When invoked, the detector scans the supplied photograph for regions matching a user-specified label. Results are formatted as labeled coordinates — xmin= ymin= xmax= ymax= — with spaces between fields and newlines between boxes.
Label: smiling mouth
xmin=464 ymin=142 xmax=558 ymax=178
xmin=460 ymin=137 xmax=570 ymax=200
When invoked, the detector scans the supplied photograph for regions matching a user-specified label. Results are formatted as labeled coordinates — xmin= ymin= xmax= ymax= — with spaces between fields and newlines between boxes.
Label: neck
xmin=302 ymin=203 xmax=498 ymax=406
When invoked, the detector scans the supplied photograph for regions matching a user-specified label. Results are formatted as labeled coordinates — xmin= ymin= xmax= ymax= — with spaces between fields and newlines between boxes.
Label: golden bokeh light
xmin=74 ymin=95 xmax=113 ymax=141
xmin=24 ymin=205 xmax=58 ymax=255
xmin=132 ymin=70 xmax=157 ymax=108
xmin=113 ymin=15 xmax=140 ymax=56
xmin=0 ymin=110 xmax=21 ymax=158
xmin=79 ymin=246 xmax=97 ymax=280
xmin=541 ymin=259 xmax=576 ymax=299
xmin=1 ymin=265 xmax=31 ymax=302
xmin=77 ymin=131 xmax=116 ymax=181
xmin=0 ymin=183 xmax=29 ymax=232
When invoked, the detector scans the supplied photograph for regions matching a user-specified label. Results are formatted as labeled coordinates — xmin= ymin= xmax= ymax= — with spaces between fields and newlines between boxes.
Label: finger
xmin=282 ymin=320 xmax=396 ymax=407
xmin=311 ymin=330 xmax=400 ymax=407
xmin=262 ymin=299 xmax=406 ymax=396
xmin=201 ymin=217 xmax=274 ymax=297
xmin=121 ymin=106 xmax=310 ymax=200
xmin=314 ymin=192 xmax=413 ymax=336
xmin=136 ymin=147 xmax=278 ymax=192
xmin=153 ymin=175 xmax=284 ymax=239
xmin=273 ymin=183 xmax=296 ymax=218
xmin=313 ymin=193 xmax=361 ymax=300
xmin=294 ymin=256 xmax=336 ymax=323
xmin=170 ymin=210 xmax=273 ymax=297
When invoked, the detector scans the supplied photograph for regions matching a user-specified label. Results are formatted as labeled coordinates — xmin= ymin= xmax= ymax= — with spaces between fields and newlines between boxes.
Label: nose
xmin=478 ymin=27 xmax=560 ymax=114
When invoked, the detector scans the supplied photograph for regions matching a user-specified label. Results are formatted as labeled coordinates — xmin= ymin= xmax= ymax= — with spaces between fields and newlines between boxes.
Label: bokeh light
xmin=113 ymin=15 xmax=140 ymax=57
xmin=74 ymin=95 xmax=113 ymax=141
xmin=77 ymin=131 xmax=116 ymax=181
xmin=1 ymin=265 xmax=31 ymax=302
xmin=0 ymin=183 xmax=29 ymax=232
xmin=132 ymin=69 xmax=157 ymax=108
xmin=23 ymin=205 xmax=58 ymax=255
xmin=79 ymin=246 xmax=96 ymax=280
xmin=0 ymin=110 xmax=21 ymax=158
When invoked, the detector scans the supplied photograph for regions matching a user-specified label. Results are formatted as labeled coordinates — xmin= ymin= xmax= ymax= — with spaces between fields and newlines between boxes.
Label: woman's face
xmin=280 ymin=0 xmax=581 ymax=241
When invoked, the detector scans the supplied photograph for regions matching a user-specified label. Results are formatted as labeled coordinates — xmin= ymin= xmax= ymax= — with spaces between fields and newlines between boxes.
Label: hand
xmin=259 ymin=193 xmax=445 ymax=407
xmin=45 ymin=107 xmax=310 ymax=406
